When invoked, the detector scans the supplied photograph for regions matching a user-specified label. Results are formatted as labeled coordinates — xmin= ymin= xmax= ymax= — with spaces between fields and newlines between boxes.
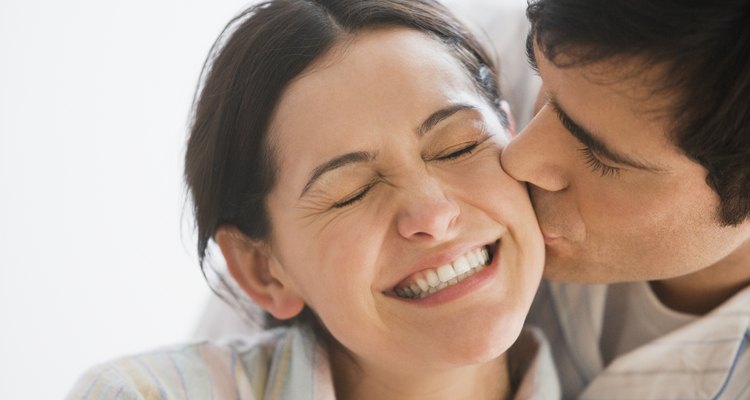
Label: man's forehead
xmin=532 ymin=40 xmax=676 ymax=114
xmin=538 ymin=69 xmax=678 ymax=171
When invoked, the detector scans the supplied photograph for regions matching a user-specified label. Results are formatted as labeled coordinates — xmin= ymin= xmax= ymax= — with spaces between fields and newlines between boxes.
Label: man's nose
xmin=396 ymin=177 xmax=460 ymax=242
xmin=501 ymin=104 xmax=570 ymax=192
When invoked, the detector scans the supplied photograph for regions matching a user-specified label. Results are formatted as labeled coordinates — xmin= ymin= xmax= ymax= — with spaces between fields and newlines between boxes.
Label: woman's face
xmin=264 ymin=28 xmax=543 ymax=371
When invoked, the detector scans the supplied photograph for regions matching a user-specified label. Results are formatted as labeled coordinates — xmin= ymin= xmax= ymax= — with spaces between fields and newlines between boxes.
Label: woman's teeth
xmin=394 ymin=246 xmax=492 ymax=299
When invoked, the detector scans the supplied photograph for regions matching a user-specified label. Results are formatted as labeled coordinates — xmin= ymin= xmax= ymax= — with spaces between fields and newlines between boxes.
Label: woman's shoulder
xmin=65 ymin=328 xmax=289 ymax=400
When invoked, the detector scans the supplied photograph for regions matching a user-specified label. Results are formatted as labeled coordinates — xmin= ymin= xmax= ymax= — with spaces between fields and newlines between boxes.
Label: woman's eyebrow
xmin=300 ymin=104 xmax=478 ymax=198
xmin=417 ymin=103 xmax=479 ymax=136
xmin=300 ymin=151 xmax=375 ymax=198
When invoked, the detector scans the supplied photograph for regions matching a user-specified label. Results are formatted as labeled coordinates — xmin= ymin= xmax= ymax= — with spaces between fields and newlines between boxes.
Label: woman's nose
xmin=501 ymin=104 xmax=570 ymax=192
xmin=396 ymin=178 xmax=460 ymax=241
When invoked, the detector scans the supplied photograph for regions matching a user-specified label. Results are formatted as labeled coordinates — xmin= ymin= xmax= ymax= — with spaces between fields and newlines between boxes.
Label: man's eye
xmin=578 ymin=147 xmax=621 ymax=177
xmin=434 ymin=142 xmax=480 ymax=161
xmin=332 ymin=181 xmax=377 ymax=209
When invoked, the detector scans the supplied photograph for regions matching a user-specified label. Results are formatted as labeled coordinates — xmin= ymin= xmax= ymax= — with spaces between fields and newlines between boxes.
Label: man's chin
xmin=541 ymin=257 xmax=626 ymax=284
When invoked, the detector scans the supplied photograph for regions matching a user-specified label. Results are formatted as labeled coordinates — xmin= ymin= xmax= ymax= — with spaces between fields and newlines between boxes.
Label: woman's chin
xmin=429 ymin=311 xmax=526 ymax=367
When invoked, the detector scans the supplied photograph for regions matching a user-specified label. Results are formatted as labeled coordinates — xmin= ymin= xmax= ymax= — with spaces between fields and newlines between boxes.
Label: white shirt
xmin=600 ymin=281 xmax=698 ymax=364
xmin=529 ymin=281 xmax=750 ymax=399
xmin=68 ymin=325 xmax=561 ymax=399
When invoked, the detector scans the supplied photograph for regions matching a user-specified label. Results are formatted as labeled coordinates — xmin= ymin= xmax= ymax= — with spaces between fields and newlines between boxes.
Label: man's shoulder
xmin=527 ymin=280 xmax=750 ymax=399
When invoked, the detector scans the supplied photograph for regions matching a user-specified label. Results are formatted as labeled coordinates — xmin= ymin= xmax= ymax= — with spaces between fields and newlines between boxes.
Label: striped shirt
xmin=66 ymin=325 xmax=561 ymax=400
xmin=528 ymin=281 xmax=750 ymax=400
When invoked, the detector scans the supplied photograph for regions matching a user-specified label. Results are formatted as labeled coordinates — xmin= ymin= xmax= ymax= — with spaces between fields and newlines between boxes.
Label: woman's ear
xmin=215 ymin=226 xmax=305 ymax=320
xmin=500 ymin=100 xmax=517 ymax=138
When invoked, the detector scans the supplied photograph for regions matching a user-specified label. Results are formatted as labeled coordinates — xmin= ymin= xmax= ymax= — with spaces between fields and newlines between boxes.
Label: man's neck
xmin=650 ymin=238 xmax=750 ymax=315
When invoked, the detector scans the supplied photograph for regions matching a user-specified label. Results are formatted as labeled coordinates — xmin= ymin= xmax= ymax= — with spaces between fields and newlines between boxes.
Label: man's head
xmin=502 ymin=0 xmax=750 ymax=283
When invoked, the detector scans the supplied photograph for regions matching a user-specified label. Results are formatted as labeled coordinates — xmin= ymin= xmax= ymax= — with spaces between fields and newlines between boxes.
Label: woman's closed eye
xmin=434 ymin=141 xmax=479 ymax=160
xmin=332 ymin=179 xmax=379 ymax=209
xmin=331 ymin=137 xmax=491 ymax=209
xmin=427 ymin=135 xmax=491 ymax=162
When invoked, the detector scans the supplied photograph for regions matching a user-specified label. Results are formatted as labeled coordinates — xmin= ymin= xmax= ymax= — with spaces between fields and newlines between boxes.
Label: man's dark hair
xmin=526 ymin=0 xmax=750 ymax=226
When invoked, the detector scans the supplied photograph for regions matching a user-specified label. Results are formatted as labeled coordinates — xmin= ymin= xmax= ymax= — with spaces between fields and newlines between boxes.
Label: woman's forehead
xmin=267 ymin=27 xmax=481 ymax=161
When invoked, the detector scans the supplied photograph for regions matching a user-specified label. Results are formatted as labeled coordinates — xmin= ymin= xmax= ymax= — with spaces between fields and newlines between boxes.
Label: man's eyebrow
xmin=525 ymin=33 xmax=539 ymax=74
xmin=548 ymin=98 xmax=664 ymax=172
xmin=300 ymin=151 xmax=374 ymax=197
xmin=417 ymin=103 xmax=479 ymax=137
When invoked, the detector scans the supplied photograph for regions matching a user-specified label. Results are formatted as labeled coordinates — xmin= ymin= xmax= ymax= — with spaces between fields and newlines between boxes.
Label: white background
xmin=0 ymin=1 xmax=250 ymax=398
xmin=0 ymin=1 xmax=532 ymax=398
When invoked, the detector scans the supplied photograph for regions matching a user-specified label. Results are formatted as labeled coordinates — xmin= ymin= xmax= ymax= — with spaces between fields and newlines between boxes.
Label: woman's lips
xmin=390 ymin=240 xmax=499 ymax=300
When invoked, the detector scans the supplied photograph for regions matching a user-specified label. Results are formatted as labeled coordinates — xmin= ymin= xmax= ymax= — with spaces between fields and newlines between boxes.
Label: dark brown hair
xmin=184 ymin=0 xmax=505 ymax=326
xmin=526 ymin=0 xmax=750 ymax=226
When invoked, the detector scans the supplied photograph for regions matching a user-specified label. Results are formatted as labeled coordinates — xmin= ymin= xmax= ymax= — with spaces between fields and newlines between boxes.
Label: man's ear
xmin=215 ymin=226 xmax=305 ymax=320
xmin=500 ymin=100 xmax=517 ymax=138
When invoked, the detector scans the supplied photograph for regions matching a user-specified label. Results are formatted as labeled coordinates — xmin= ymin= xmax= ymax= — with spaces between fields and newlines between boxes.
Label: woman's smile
xmin=255 ymin=26 xmax=544 ymax=374
xmin=171 ymin=0 xmax=548 ymax=398
xmin=391 ymin=240 xmax=498 ymax=300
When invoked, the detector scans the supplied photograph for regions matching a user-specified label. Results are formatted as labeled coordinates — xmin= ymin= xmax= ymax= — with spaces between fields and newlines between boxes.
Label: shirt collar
xmin=564 ymin=284 xmax=750 ymax=400
xmin=509 ymin=327 xmax=562 ymax=400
